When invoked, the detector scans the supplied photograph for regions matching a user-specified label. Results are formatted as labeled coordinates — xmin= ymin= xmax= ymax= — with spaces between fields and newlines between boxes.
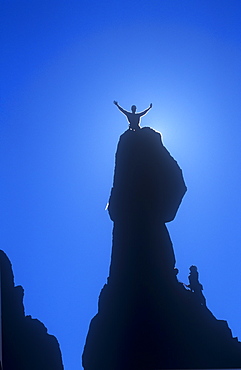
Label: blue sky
xmin=2 ymin=1 xmax=241 ymax=369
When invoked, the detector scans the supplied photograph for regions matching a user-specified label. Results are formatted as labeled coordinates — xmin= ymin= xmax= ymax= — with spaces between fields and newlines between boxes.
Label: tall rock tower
xmin=83 ymin=127 xmax=241 ymax=369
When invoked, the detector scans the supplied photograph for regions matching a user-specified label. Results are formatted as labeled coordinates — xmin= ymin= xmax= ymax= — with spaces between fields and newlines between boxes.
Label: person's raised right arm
xmin=113 ymin=101 xmax=128 ymax=116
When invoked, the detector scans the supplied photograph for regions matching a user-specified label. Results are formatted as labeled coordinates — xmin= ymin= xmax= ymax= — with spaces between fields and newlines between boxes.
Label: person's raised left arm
xmin=139 ymin=103 xmax=152 ymax=117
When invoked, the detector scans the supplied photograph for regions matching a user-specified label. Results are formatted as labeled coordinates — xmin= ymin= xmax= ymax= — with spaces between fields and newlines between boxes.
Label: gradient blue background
xmin=2 ymin=1 xmax=241 ymax=369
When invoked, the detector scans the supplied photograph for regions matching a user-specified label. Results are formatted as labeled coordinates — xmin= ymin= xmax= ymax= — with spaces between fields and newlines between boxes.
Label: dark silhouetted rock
xmin=0 ymin=250 xmax=64 ymax=370
xmin=83 ymin=127 xmax=241 ymax=369
xmin=108 ymin=127 xmax=187 ymax=224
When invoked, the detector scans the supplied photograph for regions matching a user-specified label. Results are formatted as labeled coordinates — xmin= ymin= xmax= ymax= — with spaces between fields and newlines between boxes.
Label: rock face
xmin=0 ymin=250 xmax=64 ymax=370
xmin=82 ymin=127 xmax=241 ymax=369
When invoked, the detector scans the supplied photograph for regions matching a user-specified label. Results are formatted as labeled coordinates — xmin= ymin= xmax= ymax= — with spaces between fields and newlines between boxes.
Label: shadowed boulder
xmin=108 ymin=127 xmax=187 ymax=223
xmin=0 ymin=250 xmax=64 ymax=370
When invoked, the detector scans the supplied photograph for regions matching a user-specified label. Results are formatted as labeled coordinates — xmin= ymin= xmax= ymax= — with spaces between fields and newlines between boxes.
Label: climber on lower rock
xmin=187 ymin=265 xmax=206 ymax=306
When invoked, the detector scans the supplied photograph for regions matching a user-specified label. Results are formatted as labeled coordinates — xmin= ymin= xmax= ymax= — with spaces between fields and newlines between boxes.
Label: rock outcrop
xmin=0 ymin=250 xmax=64 ymax=370
xmin=83 ymin=127 xmax=241 ymax=369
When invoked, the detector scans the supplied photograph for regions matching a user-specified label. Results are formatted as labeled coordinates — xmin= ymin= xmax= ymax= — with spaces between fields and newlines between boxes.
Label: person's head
xmin=131 ymin=105 xmax=137 ymax=113
xmin=190 ymin=265 xmax=197 ymax=272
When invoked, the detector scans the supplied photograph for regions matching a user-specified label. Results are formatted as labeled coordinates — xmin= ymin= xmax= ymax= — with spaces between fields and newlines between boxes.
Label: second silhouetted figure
xmin=114 ymin=101 xmax=152 ymax=130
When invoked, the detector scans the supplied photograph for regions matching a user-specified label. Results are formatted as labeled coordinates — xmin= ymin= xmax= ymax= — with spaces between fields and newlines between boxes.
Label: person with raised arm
xmin=114 ymin=101 xmax=152 ymax=130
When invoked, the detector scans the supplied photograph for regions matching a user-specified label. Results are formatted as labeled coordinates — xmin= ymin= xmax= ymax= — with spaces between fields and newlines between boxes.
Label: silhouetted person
xmin=187 ymin=265 xmax=206 ymax=306
xmin=114 ymin=101 xmax=152 ymax=130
